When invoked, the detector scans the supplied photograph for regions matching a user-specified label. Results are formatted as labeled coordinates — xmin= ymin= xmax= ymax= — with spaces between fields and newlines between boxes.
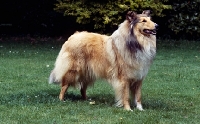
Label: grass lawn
xmin=0 ymin=39 xmax=199 ymax=124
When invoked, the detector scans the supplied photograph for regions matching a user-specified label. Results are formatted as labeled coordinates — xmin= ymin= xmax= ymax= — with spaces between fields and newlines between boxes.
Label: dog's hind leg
xmin=59 ymin=78 xmax=69 ymax=101
xmin=80 ymin=83 xmax=88 ymax=100
xmin=130 ymin=80 xmax=144 ymax=111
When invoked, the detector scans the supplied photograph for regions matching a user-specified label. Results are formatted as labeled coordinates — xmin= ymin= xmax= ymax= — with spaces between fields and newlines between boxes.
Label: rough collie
xmin=49 ymin=10 xmax=158 ymax=111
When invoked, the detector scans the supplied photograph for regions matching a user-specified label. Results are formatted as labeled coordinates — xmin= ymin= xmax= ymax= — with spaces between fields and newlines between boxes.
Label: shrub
xmin=54 ymin=0 xmax=171 ymax=32
xmin=167 ymin=0 xmax=200 ymax=39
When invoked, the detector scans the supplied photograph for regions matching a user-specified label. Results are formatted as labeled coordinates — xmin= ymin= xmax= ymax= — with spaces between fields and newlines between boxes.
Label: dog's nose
xmin=155 ymin=23 xmax=159 ymax=29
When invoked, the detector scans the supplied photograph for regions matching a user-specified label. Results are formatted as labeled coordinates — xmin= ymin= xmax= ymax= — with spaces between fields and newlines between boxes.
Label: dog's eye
xmin=142 ymin=20 xmax=147 ymax=22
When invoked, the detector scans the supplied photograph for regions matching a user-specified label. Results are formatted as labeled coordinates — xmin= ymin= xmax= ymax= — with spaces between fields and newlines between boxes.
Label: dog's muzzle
xmin=143 ymin=29 xmax=156 ymax=35
xmin=143 ymin=23 xmax=159 ymax=35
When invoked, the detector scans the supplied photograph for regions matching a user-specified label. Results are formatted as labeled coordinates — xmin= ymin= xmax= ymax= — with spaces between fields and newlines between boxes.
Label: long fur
xmin=49 ymin=10 xmax=157 ymax=111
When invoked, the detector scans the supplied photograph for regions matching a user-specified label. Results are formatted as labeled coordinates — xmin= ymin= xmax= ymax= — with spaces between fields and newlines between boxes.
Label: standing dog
xmin=49 ymin=10 xmax=158 ymax=111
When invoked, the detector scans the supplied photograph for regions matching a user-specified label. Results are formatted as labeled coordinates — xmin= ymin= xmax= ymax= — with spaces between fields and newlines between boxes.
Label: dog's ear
xmin=142 ymin=10 xmax=151 ymax=17
xmin=126 ymin=11 xmax=137 ymax=22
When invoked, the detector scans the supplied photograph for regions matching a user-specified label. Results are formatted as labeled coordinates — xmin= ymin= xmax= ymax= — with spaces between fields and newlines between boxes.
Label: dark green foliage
xmin=54 ymin=0 xmax=171 ymax=31
xmin=1 ymin=0 xmax=200 ymax=39
xmin=167 ymin=0 xmax=200 ymax=39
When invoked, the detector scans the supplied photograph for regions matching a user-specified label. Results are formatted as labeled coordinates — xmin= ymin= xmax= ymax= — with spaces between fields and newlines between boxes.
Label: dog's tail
xmin=48 ymin=70 xmax=59 ymax=84
xmin=48 ymin=52 xmax=71 ymax=84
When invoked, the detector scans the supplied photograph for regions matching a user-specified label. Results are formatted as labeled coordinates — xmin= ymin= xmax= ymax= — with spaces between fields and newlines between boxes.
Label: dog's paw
xmin=136 ymin=104 xmax=144 ymax=111
xmin=124 ymin=108 xmax=133 ymax=111
xmin=128 ymin=109 xmax=133 ymax=111
xmin=124 ymin=105 xmax=133 ymax=111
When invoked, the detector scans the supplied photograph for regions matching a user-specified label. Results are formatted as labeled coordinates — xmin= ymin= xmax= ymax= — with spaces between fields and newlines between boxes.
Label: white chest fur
xmin=133 ymin=39 xmax=156 ymax=80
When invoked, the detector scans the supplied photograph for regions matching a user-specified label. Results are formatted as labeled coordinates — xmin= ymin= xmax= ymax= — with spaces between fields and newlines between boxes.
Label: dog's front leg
xmin=112 ymin=79 xmax=132 ymax=111
xmin=130 ymin=80 xmax=144 ymax=111
xmin=123 ymin=82 xmax=132 ymax=111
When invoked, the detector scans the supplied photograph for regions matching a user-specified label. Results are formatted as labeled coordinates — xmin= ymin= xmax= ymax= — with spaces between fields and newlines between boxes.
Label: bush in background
xmin=54 ymin=0 xmax=171 ymax=32
xmin=1 ymin=0 xmax=200 ymax=40
xmin=167 ymin=0 xmax=200 ymax=39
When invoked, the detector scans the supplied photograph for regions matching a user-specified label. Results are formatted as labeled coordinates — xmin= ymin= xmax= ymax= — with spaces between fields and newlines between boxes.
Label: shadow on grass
xmin=1 ymin=89 xmax=176 ymax=111
xmin=0 ymin=89 xmax=114 ymax=107
xmin=142 ymin=98 xmax=175 ymax=111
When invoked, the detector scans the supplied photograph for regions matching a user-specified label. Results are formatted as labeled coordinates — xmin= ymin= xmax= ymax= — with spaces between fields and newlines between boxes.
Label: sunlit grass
xmin=0 ymin=40 xmax=199 ymax=124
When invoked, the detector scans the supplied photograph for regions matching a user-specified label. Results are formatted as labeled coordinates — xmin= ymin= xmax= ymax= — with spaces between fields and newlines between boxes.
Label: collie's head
xmin=125 ymin=10 xmax=158 ymax=52
xmin=126 ymin=10 xmax=158 ymax=36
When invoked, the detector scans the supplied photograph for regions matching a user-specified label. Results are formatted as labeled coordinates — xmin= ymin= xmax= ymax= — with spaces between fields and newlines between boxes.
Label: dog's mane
xmin=126 ymin=17 xmax=143 ymax=53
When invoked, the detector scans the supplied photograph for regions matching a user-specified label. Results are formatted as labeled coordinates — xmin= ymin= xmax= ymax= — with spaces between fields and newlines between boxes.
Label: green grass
xmin=0 ymin=40 xmax=200 ymax=124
